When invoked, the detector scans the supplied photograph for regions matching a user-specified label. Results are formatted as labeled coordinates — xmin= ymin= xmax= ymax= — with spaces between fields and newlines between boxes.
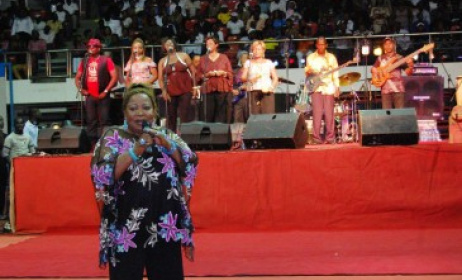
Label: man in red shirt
xmin=75 ymin=38 xmax=118 ymax=145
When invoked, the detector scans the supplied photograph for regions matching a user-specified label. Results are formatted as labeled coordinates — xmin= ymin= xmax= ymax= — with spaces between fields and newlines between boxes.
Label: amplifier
xmin=412 ymin=64 xmax=438 ymax=76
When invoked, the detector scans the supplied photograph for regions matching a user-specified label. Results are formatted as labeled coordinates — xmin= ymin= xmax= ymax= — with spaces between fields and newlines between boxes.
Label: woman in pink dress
xmin=124 ymin=38 xmax=158 ymax=87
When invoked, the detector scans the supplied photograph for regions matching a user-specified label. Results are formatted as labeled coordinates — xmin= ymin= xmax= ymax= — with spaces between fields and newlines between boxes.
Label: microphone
xmin=249 ymin=52 xmax=253 ymax=59
xmin=133 ymin=50 xmax=138 ymax=58
xmin=142 ymin=120 xmax=154 ymax=153
xmin=206 ymin=48 xmax=211 ymax=54
xmin=142 ymin=120 xmax=151 ymax=132
xmin=168 ymin=47 xmax=174 ymax=53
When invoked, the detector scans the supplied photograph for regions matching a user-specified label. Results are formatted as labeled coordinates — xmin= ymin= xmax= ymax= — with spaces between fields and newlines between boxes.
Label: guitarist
xmin=371 ymin=37 xmax=414 ymax=109
xmin=305 ymin=37 xmax=340 ymax=145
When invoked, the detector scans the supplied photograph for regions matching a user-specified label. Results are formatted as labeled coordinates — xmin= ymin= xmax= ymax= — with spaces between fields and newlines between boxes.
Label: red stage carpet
xmin=0 ymin=229 xmax=462 ymax=277
xmin=11 ymin=143 xmax=462 ymax=233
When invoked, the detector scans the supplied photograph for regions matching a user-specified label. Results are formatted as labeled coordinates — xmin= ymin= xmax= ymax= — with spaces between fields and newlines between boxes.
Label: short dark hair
xmin=205 ymin=35 xmax=219 ymax=45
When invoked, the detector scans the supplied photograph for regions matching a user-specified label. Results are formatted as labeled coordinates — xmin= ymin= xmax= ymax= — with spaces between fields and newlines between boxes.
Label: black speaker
xmin=243 ymin=113 xmax=308 ymax=149
xmin=38 ymin=127 xmax=91 ymax=153
xmin=358 ymin=109 xmax=419 ymax=146
xmin=403 ymin=76 xmax=444 ymax=120
xmin=179 ymin=121 xmax=231 ymax=150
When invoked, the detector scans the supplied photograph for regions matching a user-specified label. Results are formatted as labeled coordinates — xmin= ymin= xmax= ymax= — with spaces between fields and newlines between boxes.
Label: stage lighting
xmin=52 ymin=123 xmax=61 ymax=130
xmin=361 ymin=39 xmax=370 ymax=56
xmin=361 ymin=45 xmax=370 ymax=56
xmin=373 ymin=46 xmax=382 ymax=56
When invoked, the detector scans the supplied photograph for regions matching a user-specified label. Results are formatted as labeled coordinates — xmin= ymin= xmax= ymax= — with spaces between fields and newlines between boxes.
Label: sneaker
xmin=2 ymin=222 xmax=11 ymax=233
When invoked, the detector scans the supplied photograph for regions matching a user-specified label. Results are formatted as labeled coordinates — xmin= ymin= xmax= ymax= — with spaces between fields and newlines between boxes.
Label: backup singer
xmin=305 ymin=37 xmax=340 ymax=144
xmin=196 ymin=36 xmax=233 ymax=123
xmin=371 ymin=37 xmax=414 ymax=109
xmin=75 ymin=38 xmax=118 ymax=145
xmin=233 ymin=52 xmax=250 ymax=123
xmin=240 ymin=40 xmax=279 ymax=115
xmin=124 ymin=38 xmax=158 ymax=87
xmin=158 ymin=38 xmax=195 ymax=133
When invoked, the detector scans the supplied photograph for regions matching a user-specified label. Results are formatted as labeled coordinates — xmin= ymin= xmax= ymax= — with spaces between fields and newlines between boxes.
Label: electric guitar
xmin=305 ymin=59 xmax=357 ymax=92
xmin=371 ymin=43 xmax=435 ymax=87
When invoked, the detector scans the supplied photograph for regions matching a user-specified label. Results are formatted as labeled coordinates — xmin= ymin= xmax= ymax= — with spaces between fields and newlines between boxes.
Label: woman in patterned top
xmin=124 ymin=38 xmax=158 ymax=87
xmin=90 ymin=83 xmax=198 ymax=280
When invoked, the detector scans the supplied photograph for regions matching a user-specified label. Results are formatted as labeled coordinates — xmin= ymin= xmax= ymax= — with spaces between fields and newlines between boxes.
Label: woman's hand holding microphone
xmin=142 ymin=124 xmax=177 ymax=156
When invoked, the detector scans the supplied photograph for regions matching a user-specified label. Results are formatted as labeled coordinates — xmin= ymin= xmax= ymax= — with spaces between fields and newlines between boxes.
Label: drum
xmin=334 ymin=102 xmax=344 ymax=116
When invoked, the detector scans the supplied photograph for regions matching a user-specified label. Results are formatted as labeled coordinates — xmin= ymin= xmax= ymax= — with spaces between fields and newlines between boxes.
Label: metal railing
xmin=1 ymin=31 xmax=461 ymax=80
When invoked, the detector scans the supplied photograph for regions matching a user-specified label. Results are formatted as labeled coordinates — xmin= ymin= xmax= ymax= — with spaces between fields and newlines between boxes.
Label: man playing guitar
xmin=305 ymin=37 xmax=340 ymax=144
xmin=371 ymin=37 xmax=414 ymax=109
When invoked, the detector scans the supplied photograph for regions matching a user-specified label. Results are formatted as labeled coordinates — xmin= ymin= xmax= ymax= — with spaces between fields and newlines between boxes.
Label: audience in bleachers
xmin=1 ymin=0 xmax=462 ymax=75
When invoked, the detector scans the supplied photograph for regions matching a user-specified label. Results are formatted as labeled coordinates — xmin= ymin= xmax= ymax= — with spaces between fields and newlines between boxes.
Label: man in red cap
xmin=75 ymin=38 xmax=118 ymax=145
xmin=371 ymin=37 xmax=414 ymax=109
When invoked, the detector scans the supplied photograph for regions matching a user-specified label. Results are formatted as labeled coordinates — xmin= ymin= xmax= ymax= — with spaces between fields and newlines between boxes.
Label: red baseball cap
xmin=86 ymin=38 xmax=102 ymax=47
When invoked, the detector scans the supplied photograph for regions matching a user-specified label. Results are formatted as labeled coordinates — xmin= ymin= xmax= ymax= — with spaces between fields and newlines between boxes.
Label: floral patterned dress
xmin=90 ymin=127 xmax=198 ymax=268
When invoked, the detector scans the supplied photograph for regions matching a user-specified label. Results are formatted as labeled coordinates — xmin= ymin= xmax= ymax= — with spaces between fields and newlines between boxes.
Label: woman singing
xmin=158 ymin=38 xmax=195 ymax=132
xmin=124 ymin=38 xmax=158 ymax=87
xmin=240 ymin=40 xmax=279 ymax=115
xmin=196 ymin=36 xmax=233 ymax=123
xmin=90 ymin=83 xmax=197 ymax=280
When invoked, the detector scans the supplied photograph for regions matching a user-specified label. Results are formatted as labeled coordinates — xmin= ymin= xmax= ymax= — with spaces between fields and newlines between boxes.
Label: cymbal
xmin=278 ymin=77 xmax=295 ymax=85
xmin=339 ymin=72 xmax=361 ymax=86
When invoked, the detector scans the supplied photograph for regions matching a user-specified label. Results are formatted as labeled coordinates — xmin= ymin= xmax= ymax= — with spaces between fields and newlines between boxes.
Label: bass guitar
xmin=232 ymin=82 xmax=246 ymax=104
xmin=305 ymin=58 xmax=357 ymax=92
xmin=371 ymin=43 xmax=434 ymax=87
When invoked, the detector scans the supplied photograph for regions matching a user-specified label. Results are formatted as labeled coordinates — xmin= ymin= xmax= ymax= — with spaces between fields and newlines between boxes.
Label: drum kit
xmin=335 ymin=72 xmax=362 ymax=143
xmin=293 ymin=71 xmax=363 ymax=144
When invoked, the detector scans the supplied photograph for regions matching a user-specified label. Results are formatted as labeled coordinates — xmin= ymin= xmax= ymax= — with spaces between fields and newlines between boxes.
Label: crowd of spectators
xmin=1 ymin=0 xmax=462 ymax=72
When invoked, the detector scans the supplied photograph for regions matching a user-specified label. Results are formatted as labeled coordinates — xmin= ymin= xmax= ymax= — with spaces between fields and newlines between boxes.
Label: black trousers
xmin=201 ymin=91 xmax=229 ymax=123
xmin=109 ymin=240 xmax=184 ymax=280
xmin=166 ymin=92 xmax=193 ymax=133
xmin=85 ymin=95 xmax=111 ymax=142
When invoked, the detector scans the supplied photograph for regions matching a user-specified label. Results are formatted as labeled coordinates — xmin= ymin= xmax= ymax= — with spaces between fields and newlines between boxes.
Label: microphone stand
xmin=163 ymin=51 xmax=170 ymax=129
xmin=203 ymin=49 xmax=210 ymax=122
xmin=439 ymin=59 xmax=456 ymax=102
xmin=284 ymin=38 xmax=291 ymax=112
xmin=246 ymin=53 xmax=253 ymax=116
xmin=78 ymin=53 xmax=90 ymax=127
xmin=127 ymin=52 xmax=135 ymax=96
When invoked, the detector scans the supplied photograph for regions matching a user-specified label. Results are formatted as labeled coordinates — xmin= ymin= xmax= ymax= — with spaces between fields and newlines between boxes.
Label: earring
xmin=123 ymin=119 xmax=128 ymax=131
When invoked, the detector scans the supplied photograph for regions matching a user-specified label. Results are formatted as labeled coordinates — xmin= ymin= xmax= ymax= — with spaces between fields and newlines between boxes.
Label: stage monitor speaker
xmin=38 ymin=127 xmax=91 ymax=153
xmin=243 ymin=113 xmax=307 ymax=149
xmin=403 ymin=76 xmax=444 ymax=120
xmin=358 ymin=109 xmax=419 ymax=146
xmin=179 ymin=121 xmax=231 ymax=150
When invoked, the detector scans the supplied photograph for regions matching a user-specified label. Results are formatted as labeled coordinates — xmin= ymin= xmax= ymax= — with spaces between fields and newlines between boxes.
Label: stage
xmin=10 ymin=142 xmax=462 ymax=233
xmin=2 ymin=142 xmax=462 ymax=277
